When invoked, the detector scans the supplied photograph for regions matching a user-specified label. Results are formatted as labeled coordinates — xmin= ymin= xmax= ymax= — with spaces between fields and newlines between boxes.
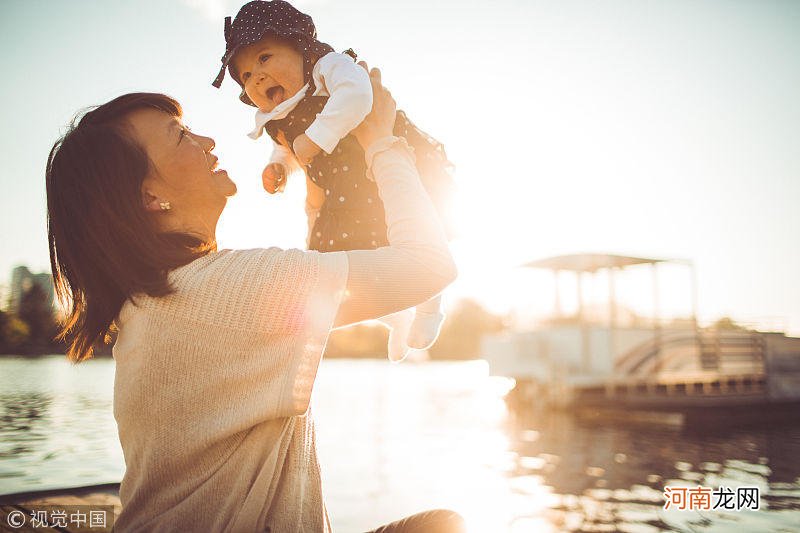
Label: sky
xmin=1 ymin=0 xmax=799 ymax=334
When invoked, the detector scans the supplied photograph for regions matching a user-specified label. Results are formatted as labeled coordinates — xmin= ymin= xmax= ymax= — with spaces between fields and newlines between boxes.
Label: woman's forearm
xmin=333 ymin=138 xmax=457 ymax=328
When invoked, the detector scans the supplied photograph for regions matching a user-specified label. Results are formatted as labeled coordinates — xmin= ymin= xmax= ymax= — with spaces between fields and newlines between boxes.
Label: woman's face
xmin=125 ymin=108 xmax=237 ymax=237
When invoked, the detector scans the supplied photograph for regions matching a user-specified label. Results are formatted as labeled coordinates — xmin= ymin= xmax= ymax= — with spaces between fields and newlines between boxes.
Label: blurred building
xmin=8 ymin=266 xmax=54 ymax=313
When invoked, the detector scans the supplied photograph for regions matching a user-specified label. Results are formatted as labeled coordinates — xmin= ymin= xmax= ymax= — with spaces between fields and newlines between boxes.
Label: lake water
xmin=1 ymin=355 xmax=799 ymax=532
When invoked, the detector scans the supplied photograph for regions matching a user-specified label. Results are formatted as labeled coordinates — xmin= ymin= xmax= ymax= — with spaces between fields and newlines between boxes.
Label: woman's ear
xmin=142 ymin=172 xmax=172 ymax=212
xmin=142 ymin=189 xmax=169 ymax=212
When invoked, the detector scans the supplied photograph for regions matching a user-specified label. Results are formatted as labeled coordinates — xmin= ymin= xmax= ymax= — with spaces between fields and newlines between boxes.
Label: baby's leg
xmin=407 ymin=293 xmax=446 ymax=350
xmin=377 ymin=309 xmax=414 ymax=362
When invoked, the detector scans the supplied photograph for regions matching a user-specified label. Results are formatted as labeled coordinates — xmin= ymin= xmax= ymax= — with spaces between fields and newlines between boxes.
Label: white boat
xmin=481 ymin=253 xmax=800 ymax=413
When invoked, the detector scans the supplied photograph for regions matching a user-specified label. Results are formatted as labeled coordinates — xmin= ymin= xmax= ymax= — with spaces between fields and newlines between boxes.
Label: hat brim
xmin=215 ymin=26 xmax=319 ymax=93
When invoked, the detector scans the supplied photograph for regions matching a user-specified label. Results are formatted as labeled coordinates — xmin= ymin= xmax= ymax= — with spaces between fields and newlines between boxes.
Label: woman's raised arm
xmin=333 ymin=65 xmax=457 ymax=328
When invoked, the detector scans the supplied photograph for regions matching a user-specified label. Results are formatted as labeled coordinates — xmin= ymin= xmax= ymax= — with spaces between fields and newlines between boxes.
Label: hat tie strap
xmin=211 ymin=17 xmax=233 ymax=87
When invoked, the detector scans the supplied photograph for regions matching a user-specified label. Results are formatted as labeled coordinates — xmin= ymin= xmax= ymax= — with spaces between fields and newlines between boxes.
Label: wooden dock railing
xmin=614 ymin=329 xmax=765 ymax=379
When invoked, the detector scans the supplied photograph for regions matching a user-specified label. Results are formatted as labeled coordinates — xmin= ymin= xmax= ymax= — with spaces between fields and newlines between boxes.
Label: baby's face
xmin=231 ymin=36 xmax=305 ymax=112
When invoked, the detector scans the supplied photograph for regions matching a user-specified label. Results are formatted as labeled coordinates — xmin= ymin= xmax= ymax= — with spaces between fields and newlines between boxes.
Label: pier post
xmin=578 ymin=271 xmax=590 ymax=373
xmin=608 ymin=267 xmax=617 ymax=378
xmin=553 ymin=269 xmax=562 ymax=318
xmin=652 ymin=262 xmax=662 ymax=372
xmin=690 ymin=261 xmax=702 ymax=370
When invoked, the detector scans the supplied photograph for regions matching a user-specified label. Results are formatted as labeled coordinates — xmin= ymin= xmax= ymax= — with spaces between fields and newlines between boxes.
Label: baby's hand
xmin=262 ymin=163 xmax=287 ymax=194
xmin=293 ymin=134 xmax=322 ymax=166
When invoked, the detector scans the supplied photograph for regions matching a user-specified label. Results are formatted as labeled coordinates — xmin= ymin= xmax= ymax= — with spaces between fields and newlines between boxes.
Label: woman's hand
xmin=352 ymin=62 xmax=396 ymax=150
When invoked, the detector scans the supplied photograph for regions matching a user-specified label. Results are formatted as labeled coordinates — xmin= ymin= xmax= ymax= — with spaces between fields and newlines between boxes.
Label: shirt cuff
xmin=270 ymin=147 xmax=291 ymax=167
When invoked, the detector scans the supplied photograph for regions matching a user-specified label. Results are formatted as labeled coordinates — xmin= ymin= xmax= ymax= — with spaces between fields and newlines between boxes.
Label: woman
xmin=46 ymin=65 xmax=464 ymax=532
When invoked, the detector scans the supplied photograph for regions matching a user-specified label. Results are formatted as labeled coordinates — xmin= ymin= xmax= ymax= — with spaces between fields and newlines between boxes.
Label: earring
xmin=159 ymin=201 xmax=171 ymax=211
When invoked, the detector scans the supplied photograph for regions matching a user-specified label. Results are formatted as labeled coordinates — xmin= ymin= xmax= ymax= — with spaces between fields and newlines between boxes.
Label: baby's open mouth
xmin=267 ymin=86 xmax=285 ymax=106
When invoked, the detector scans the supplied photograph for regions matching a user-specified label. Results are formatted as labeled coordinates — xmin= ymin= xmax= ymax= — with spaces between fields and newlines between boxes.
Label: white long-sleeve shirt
xmin=248 ymin=51 xmax=373 ymax=163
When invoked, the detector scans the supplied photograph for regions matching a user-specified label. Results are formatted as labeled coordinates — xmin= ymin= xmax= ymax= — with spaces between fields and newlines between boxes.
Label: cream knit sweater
xmin=112 ymin=139 xmax=456 ymax=532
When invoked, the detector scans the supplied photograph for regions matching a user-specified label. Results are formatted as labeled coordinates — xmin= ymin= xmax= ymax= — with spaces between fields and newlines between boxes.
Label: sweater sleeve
xmin=333 ymin=138 xmax=458 ymax=328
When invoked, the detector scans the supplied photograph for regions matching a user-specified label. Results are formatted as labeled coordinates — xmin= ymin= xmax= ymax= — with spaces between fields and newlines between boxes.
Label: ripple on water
xmin=2 ymin=357 xmax=799 ymax=533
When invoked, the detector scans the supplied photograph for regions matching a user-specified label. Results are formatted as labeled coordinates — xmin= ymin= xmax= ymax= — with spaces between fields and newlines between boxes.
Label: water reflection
xmin=0 ymin=392 xmax=52 ymax=459
xmin=0 ymin=356 xmax=124 ymax=494
xmin=502 ymin=400 xmax=800 ymax=531
xmin=0 ymin=356 xmax=798 ymax=532
xmin=313 ymin=360 xmax=800 ymax=532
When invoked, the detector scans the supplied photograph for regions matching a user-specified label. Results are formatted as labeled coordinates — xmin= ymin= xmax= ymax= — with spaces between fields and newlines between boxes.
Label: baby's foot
xmin=387 ymin=329 xmax=410 ymax=363
xmin=379 ymin=310 xmax=414 ymax=363
xmin=407 ymin=310 xmax=445 ymax=350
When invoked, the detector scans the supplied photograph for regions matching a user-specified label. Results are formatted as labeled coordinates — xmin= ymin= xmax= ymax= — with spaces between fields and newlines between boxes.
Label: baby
xmin=212 ymin=0 xmax=455 ymax=362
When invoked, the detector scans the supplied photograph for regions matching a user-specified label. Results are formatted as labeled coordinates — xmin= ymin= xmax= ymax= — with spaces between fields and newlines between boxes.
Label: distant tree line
xmin=324 ymin=298 xmax=507 ymax=360
xmin=0 ymin=284 xmax=64 ymax=355
xmin=1 ymin=288 xmax=507 ymax=360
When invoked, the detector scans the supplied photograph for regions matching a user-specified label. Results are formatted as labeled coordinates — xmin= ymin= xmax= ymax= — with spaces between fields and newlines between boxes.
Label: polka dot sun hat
xmin=211 ymin=0 xmax=334 ymax=106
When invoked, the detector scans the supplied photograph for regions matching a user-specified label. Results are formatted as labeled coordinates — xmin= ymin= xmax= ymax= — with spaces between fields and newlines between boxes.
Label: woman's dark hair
xmin=46 ymin=92 xmax=214 ymax=363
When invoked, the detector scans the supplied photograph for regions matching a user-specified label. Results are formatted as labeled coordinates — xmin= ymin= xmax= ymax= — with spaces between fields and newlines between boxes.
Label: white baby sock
xmin=407 ymin=294 xmax=446 ymax=350
xmin=378 ymin=309 xmax=415 ymax=363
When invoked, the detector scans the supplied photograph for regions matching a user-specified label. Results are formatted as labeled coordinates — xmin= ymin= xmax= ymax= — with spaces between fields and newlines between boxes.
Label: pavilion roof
xmin=520 ymin=253 xmax=676 ymax=273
